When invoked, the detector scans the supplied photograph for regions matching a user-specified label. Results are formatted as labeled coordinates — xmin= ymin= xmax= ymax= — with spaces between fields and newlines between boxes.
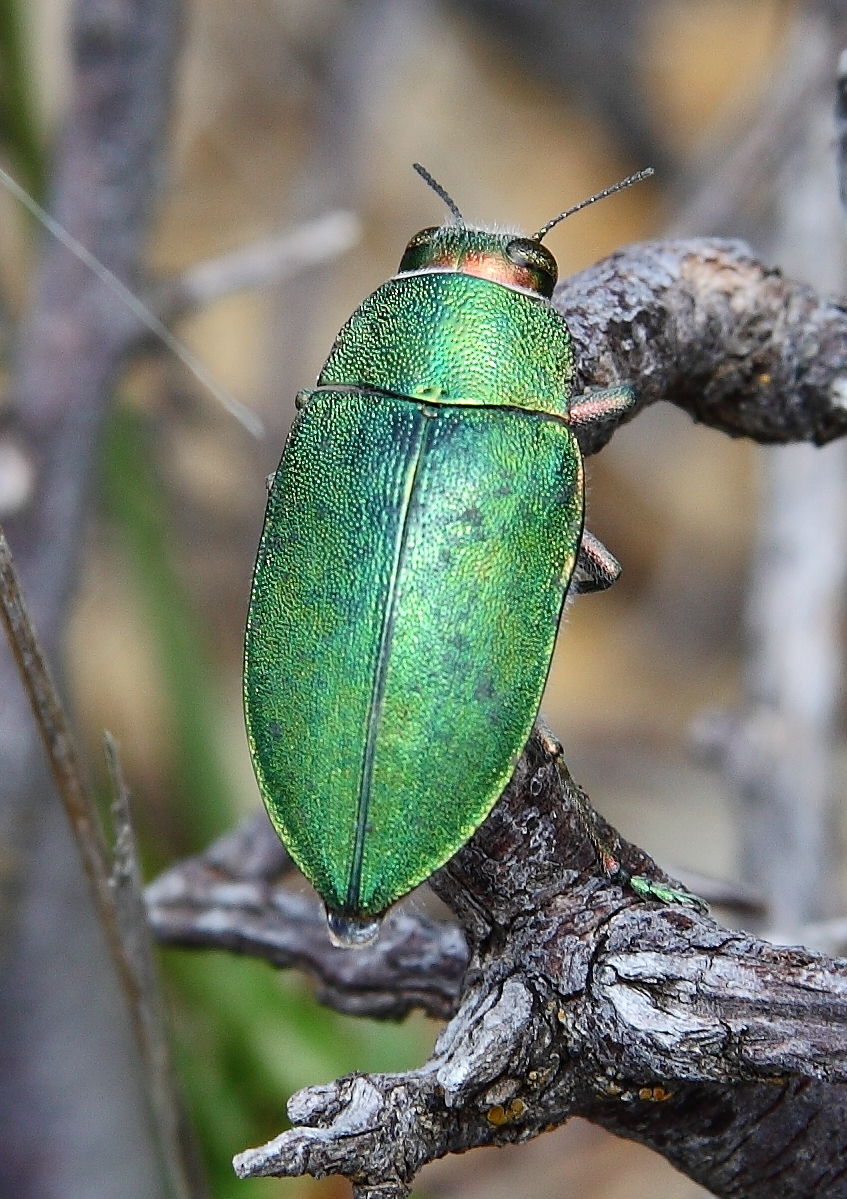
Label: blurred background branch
xmin=0 ymin=526 xmax=206 ymax=1199
xmin=675 ymin=0 xmax=847 ymax=946
xmin=148 ymin=210 xmax=361 ymax=327
xmin=0 ymin=1 xmax=188 ymax=1196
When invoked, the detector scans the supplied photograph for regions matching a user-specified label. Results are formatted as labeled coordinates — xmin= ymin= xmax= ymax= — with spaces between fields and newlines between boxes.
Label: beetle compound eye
xmin=505 ymin=238 xmax=558 ymax=297
xmin=398 ymin=226 xmax=441 ymax=273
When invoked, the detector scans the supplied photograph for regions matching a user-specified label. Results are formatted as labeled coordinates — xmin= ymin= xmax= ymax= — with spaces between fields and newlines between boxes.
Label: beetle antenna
xmin=534 ymin=167 xmax=654 ymax=242
xmin=412 ymin=163 xmax=464 ymax=225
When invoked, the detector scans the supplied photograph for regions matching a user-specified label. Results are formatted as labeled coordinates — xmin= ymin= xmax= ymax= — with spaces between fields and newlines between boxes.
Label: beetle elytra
xmin=244 ymin=167 xmax=651 ymax=946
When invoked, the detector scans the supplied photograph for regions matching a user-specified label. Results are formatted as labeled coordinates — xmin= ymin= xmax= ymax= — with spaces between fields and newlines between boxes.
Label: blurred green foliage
xmin=166 ymin=950 xmax=432 ymax=1199
xmin=0 ymin=0 xmax=44 ymax=199
xmin=101 ymin=407 xmax=235 ymax=853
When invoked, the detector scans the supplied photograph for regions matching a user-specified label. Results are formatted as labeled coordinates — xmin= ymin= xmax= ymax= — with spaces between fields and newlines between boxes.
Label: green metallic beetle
xmin=244 ymin=166 xmax=649 ymax=945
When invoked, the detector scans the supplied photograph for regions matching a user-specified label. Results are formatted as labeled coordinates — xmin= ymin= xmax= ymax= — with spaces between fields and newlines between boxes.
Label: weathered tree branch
xmin=204 ymin=734 xmax=847 ymax=1199
xmin=556 ymin=238 xmax=847 ymax=454
xmin=147 ymin=813 xmax=766 ymax=1022
xmin=147 ymin=811 xmax=468 ymax=1021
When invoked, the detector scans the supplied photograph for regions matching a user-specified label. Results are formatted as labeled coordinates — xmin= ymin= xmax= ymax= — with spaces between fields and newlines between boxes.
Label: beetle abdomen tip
xmin=326 ymin=909 xmax=384 ymax=949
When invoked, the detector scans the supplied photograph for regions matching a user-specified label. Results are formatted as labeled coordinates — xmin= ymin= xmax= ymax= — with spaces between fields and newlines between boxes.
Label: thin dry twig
xmin=0 ymin=528 xmax=112 ymax=914
xmin=146 ymin=810 xmax=469 ymax=1021
xmin=149 ymin=210 xmax=361 ymax=326
xmin=555 ymin=238 xmax=847 ymax=454
xmin=104 ymin=734 xmax=209 ymax=1199
xmin=0 ymin=527 xmax=206 ymax=1199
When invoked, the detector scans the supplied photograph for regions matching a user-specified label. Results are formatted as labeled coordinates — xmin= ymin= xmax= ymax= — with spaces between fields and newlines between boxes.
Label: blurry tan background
xmin=6 ymin=1 xmax=843 ymax=1197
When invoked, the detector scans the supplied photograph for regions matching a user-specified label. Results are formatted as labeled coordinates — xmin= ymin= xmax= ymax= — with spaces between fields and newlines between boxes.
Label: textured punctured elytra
xmin=244 ymin=167 xmax=650 ymax=944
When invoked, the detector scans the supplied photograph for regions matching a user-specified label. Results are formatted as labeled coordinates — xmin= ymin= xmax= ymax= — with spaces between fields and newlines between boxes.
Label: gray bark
xmin=562 ymin=238 xmax=847 ymax=452
xmin=151 ymin=736 xmax=847 ymax=1199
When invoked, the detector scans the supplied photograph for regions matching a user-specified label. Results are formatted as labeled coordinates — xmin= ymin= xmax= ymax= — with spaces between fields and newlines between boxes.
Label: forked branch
xmin=150 ymin=736 xmax=847 ymax=1199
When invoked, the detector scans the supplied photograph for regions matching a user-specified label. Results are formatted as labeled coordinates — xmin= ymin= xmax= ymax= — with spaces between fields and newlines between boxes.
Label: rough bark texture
xmin=557 ymin=238 xmax=847 ymax=455
xmin=151 ymin=734 xmax=847 ymax=1199
xmin=147 ymin=812 xmax=468 ymax=1021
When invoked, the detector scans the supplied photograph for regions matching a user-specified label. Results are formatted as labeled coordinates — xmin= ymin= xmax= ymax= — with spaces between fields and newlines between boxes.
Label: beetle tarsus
xmin=572 ymin=530 xmax=621 ymax=594
xmin=569 ymin=383 xmax=636 ymax=429
xmin=626 ymin=873 xmax=709 ymax=913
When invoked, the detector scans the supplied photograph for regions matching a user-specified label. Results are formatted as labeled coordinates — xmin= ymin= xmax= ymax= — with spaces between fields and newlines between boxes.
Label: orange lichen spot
xmin=486 ymin=1098 xmax=527 ymax=1125
xmin=638 ymin=1086 xmax=673 ymax=1102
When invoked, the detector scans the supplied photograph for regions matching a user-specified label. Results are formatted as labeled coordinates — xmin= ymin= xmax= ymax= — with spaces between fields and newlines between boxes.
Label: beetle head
xmin=396 ymin=225 xmax=559 ymax=299
xmin=401 ymin=163 xmax=654 ymax=301
xmin=402 ymin=162 xmax=557 ymax=298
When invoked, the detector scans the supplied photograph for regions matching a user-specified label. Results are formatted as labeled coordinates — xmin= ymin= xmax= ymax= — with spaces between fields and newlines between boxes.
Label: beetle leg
xmin=536 ymin=721 xmax=708 ymax=913
xmin=572 ymin=530 xmax=621 ymax=594
xmin=625 ymin=875 xmax=709 ymax=911
xmin=569 ymin=383 xmax=635 ymax=429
